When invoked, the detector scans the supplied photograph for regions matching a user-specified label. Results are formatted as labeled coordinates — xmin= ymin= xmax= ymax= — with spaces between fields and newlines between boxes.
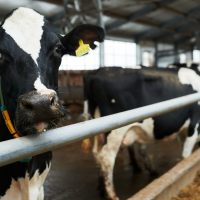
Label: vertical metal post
xmin=62 ymin=0 xmax=73 ymax=32
xmin=191 ymin=44 xmax=194 ymax=61
xmin=195 ymin=31 xmax=200 ymax=50
xmin=174 ymin=42 xmax=179 ymax=63
xmin=154 ymin=41 xmax=158 ymax=67
xmin=136 ymin=40 xmax=141 ymax=65
xmin=95 ymin=0 xmax=104 ymax=68
xmin=195 ymin=31 xmax=200 ymax=62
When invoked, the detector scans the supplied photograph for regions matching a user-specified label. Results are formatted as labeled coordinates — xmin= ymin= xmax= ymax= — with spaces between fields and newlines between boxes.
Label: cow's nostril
xmin=23 ymin=103 xmax=33 ymax=111
xmin=50 ymin=97 xmax=54 ymax=106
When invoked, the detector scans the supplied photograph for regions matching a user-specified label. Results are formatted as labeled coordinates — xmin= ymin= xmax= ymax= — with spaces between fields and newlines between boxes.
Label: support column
xmin=95 ymin=0 xmax=104 ymax=68
xmin=136 ymin=40 xmax=141 ymax=66
xmin=191 ymin=44 xmax=194 ymax=62
xmin=154 ymin=42 xmax=158 ymax=67
xmin=195 ymin=31 xmax=200 ymax=50
xmin=174 ymin=43 xmax=179 ymax=63
xmin=62 ymin=0 xmax=72 ymax=32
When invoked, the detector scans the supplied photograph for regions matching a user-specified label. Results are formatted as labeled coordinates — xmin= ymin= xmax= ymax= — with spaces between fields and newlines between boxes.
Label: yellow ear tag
xmin=76 ymin=39 xmax=90 ymax=57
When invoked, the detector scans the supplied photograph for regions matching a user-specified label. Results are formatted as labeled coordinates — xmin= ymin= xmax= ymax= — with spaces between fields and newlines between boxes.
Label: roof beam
xmin=135 ymin=28 xmax=160 ymax=40
xmin=105 ymin=19 xmax=126 ymax=32
xmin=159 ymin=7 xmax=200 ymax=32
xmin=143 ymin=5 xmax=200 ymax=41
xmin=175 ymin=36 xmax=191 ymax=44
xmin=107 ymin=3 xmax=200 ymax=36
xmin=150 ymin=2 xmax=199 ymax=24
xmin=104 ymin=12 xmax=193 ymax=40
xmin=47 ymin=11 xmax=65 ymax=22
xmin=41 ymin=0 xmax=200 ymax=28
xmin=155 ymin=7 xmax=200 ymax=39
xmin=161 ymin=16 xmax=182 ymax=29
xmin=48 ymin=1 xmax=138 ymax=23
xmin=186 ymin=6 xmax=200 ymax=17
xmin=135 ymin=23 xmax=194 ymax=41
xmin=177 ymin=22 xmax=196 ymax=32
xmin=159 ymin=0 xmax=179 ymax=5
xmin=105 ymin=0 xmax=179 ymax=33
xmin=36 ymin=0 xmax=63 ymax=5
xmin=154 ymin=33 xmax=171 ymax=41
xmin=154 ymin=34 xmax=192 ymax=45
xmin=106 ymin=6 xmax=156 ymax=32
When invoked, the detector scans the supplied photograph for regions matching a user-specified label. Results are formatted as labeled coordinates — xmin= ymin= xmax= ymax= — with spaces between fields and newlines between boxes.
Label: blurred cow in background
xmin=82 ymin=66 xmax=200 ymax=200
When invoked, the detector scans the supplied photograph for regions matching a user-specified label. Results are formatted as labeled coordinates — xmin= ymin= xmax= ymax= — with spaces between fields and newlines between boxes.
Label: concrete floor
xmin=43 ymin=113 xmax=189 ymax=200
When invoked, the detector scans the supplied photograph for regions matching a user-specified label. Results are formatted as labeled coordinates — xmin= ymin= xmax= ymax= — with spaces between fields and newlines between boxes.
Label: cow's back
xmin=84 ymin=67 xmax=195 ymax=115
xmin=84 ymin=67 xmax=198 ymax=138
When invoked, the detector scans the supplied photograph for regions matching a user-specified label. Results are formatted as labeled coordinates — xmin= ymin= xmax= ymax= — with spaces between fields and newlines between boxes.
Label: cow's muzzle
xmin=16 ymin=91 xmax=66 ymax=135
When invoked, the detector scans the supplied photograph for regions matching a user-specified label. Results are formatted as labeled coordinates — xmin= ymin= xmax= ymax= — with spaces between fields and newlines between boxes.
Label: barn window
xmin=60 ymin=45 xmax=99 ymax=70
xmin=104 ymin=40 xmax=136 ymax=68
xmin=193 ymin=50 xmax=200 ymax=63
xmin=142 ymin=51 xmax=152 ymax=67
xmin=60 ymin=40 xmax=136 ymax=70
xmin=180 ymin=53 xmax=186 ymax=63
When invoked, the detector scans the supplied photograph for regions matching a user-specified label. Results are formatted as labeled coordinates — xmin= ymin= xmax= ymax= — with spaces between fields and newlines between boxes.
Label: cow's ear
xmin=60 ymin=24 xmax=105 ymax=56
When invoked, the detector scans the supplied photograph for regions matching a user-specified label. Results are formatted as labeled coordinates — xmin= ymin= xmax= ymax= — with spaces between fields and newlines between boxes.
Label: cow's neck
xmin=0 ymin=80 xmax=16 ymax=142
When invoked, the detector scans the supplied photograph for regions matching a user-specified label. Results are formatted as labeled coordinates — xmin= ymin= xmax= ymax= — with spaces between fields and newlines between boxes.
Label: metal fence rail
xmin=1 ymin=93 xmax=200 ymax=167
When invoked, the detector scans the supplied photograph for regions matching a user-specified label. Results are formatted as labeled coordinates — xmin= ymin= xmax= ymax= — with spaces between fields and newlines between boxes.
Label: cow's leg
xmin=98 ymin=127 xmax=129 ymax=200
xmin=92 ymin=135 xmax=106 ymax=197
xmin=82 ymin=138 xmax=92 ymax=153
xmin=182 ymin=121 xmax=199 ymax=158
xmin=137 ymin=143 xmax=157 ymax=174
xmin=122 ymin=118 xmax=155 ymax=174
xmin=176 ymin=134 xmax=183 ymax=150
xmin=93 ymin=135 xmax=100 ymax=164
xmin=127 ymin=144 xmax=141 ymax=172
xmin=37 ymin=186 xmax=44 ymax=200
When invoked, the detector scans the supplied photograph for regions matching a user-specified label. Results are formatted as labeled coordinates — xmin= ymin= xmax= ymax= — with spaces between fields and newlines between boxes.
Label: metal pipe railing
xmin=1 ymin=93 xmax=200 ymax=167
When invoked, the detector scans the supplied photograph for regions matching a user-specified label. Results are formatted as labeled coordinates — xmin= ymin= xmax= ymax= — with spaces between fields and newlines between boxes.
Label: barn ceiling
xmin=0 ymin=0 xmax=199 ymax=51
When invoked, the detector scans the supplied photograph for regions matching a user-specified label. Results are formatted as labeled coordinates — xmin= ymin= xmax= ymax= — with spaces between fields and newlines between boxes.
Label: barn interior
xmin=0 ymin=0 xmax=200 ymax=199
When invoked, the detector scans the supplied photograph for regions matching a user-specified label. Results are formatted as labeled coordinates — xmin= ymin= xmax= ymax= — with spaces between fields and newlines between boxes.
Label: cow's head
xmin=0 ymin=7 xmax=105 ymax=136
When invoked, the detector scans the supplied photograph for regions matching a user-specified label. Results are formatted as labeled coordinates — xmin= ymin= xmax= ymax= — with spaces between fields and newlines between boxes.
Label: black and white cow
xmin=0 ymin=7 xmax=105 ymax=199
xmin=83 ymin=66 xmax=200 ymax=200
xmin=167 ymin=63 xmax=200 ymax=71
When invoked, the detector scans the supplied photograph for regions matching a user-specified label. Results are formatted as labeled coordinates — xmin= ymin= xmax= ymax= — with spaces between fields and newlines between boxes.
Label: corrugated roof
xmin=0 ymin=0 xmax=63 ymax=18
xmin=0 ymin=0 xmax=199 ymax=51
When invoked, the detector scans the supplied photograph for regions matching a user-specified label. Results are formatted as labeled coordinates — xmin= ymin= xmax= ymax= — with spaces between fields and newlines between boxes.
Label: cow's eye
xmin=55 ymin=45 xmax=62 ymax=54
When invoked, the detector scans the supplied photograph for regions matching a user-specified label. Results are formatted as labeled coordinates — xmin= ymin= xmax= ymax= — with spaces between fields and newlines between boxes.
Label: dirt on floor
xmin=171 ymin=170 xmax=200 ymax=200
